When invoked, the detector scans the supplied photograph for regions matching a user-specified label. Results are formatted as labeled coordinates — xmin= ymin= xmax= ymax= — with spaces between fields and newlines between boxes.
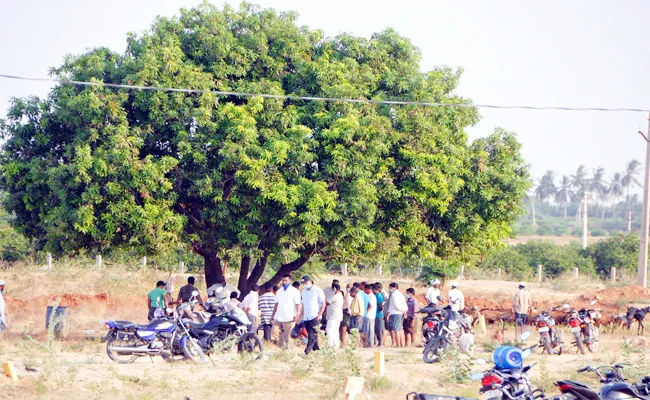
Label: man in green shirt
xmin=147 ymin=281 xmax=168 ymax=321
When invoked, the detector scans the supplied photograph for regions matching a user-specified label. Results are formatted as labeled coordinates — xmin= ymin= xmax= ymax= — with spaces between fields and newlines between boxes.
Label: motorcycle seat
xmin=112 ymin=320 xmax=137 ymax=329
xmin=188 ymin=321 xmax=208 ymax=330
xmin=560 ymin=380 xmax=590 ymax=389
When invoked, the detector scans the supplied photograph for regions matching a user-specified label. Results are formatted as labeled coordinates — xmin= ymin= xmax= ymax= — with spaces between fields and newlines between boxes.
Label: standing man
xmin=358 ymin=282 xmax=371 ymax=341
xmin=147 ymin=280 xmax=168 ymax=321
xmin=341 ymin=283 xmax=353 ymax=344
xmin=0 ymin=280 xmax=7 ymax=332
xmin=177 ymin=276 xmax=204 ymax=306
xmin=448 ymin=282 xmax=465 ymax=319
xmin=426 ymin=279 xmax=442 ymax=305
xmin=242 ymin=285 xmax=261 ymax=333
xmin=372 ymin=284 xmax=385 ymax=347
xmin=364 ymin=284 xmax=377 ymax=347
xmin=349 ymin=287 xmax=363 ymax=331
xmin=300 ymin=275 xmax=326 ymax=355
xmin=272 ymin=273 xmax=302 ymax=349
xmin=258 ymin=284 xmax=277 ymax=342
xmin=404 ymin=288 xmax=419 ymax=346
xmin=325 ymin=283 xmax=344 ymax=348
xmin=513 ymin=282 xmax=532 ymax=337
xmin=387 ymin=282 xmax=408 ymax=348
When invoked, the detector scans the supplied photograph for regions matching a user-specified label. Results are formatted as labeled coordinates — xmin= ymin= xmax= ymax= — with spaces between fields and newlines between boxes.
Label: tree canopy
xmin=0 ymin=2 xmax=530 ymax=293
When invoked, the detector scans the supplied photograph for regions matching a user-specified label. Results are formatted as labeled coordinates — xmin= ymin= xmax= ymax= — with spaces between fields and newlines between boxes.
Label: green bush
xmin=536 ymin=224 xmax=553 ymax=236
xmin=554 ymin=225 xmax=570 ymax=236
xmin=591 ymin=228 xmax=607 ymax=237
xmin=0 ymin=229 xmax=31 ymax=262
xmin=478 ymin=247 xmax=529 ymax=279
xmin=585 ymin=233 xmax=638 ymax=276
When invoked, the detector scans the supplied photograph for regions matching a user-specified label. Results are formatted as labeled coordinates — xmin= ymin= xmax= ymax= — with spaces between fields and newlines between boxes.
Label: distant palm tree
xmin=571 ymin=165 xmax=589 ymax=219
xmin=555 ymin=175 xmax=573 ymax=218
xmin=622 ymin=160 xmax=642 ymax=207
xmin=590 ymin=167 xmax=608 ymax=217
xmin=609 ymin=172 xmax=625 ymax=218
xmin=535 ymin=170 xmax=556 ymax=204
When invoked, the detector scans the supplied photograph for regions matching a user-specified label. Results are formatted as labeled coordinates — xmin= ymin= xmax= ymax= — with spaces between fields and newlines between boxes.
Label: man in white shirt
xmin=325 ymin=283 xmax=344 ymax=348
xmin=300 ymin=275 xmax=326 ymax=354
xmin=242 ymin=285 xmax=261 ymax=333
xmin=426 ymin=279 xmax=442 ymax=305
xmin=0 ymin=280 xmax=6 ymax=332
xmin=271 ymin=273 xmax=303 ymax=349
xmin=386 ymin=282 xmax=408 ymax=348
xmin=448 ymin=282 xmax=465 ymax=318
xmin=364 ymin=284 xmax=377 ymax=347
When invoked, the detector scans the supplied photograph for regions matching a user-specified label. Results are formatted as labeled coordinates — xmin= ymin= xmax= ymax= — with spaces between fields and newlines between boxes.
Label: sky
xmin=1 ymin=0 xmax=649 ymax=182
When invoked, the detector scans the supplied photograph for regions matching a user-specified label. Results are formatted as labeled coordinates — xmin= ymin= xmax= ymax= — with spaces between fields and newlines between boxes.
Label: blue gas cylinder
xmin=493 ymin=345 xmax=523 ymax=369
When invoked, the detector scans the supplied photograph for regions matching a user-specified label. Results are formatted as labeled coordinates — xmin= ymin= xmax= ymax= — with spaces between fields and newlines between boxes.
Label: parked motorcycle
xmin=186 ymin=305 xmax=263 ymax=360
xmin=566 ymin=300 xmax=601 ymax=354
xmin=471 ymin=332 xmax=538 ymax=400
xmin=102 ymin=308 xmax=204 ymax=364
xmin=423 ymin=305 xmax=473 ymax=363
xmin=556 ymin=364 xmax=650 ymax=400
xmin=535 ymin=310 xmax=563 ymax=355
xmin=420 ymin=302 xmax=444 ymax=345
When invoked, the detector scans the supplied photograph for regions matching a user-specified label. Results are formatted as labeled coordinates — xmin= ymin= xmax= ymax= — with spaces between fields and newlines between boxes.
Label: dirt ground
xmin=0 ymin=265 xmax=649 ymax=399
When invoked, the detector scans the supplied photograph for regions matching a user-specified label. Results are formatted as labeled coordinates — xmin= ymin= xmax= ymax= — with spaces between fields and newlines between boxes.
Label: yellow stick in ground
xmin=3 ymin=362 xmax=18 ymax=382
xmin=374 ymin=351 xmax=385 ymax=376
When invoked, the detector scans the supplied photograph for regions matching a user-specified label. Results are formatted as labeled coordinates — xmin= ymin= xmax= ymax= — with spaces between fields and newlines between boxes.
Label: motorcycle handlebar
xmin=577 ymin=367 xmax=590 ymax=373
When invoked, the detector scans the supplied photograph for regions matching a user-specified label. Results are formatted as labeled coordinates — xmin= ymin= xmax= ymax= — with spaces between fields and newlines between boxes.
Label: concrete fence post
xmin=46 ymin=253 xmax=52 ymax=271
xmin=142 ymin=256 xmax=147 ymax=269
xmin=342 ymin=262 xmax=348 ymax=276
xmin=611 ymin=266 xmax=617 ymax=283
xmin=497 ymin=268 xmax=502 ymax=280
xmin=573 ymin=267 xmax=579 ymax=278
xmin=180 ymin=262 xmax=185 ymax=274
xmin=537 ymin=264 xmax=543 ymax=283
xmin=96 ymin=254 xmax=102 ymax=268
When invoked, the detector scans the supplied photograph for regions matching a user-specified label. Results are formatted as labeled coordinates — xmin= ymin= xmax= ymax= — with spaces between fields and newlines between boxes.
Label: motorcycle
xmin=420 ymin=301 xmax=444 ymax=345
xmin=566 ymin=300 xmax=600 ymax=354
xmin=101 ymin=308 xmax=204 ymax=364
xmin=423 ymin=304 xmax=473 ymax=363
xmin=556 ymin=364 xmax=650 ymax=400
xmin=535 ymin=310 xmax=563 ymax=355
xmin=471 ymin=332 xmax=539 ymax=400
xmin=185 ymin=291 xmax=263 ymax=360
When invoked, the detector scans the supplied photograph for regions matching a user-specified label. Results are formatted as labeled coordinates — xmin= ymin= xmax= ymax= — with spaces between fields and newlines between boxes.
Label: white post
xmin=377 ymin=262 xmax=382 ymax=276
xmin=497 ymin=268 xmax=502 ymax=280
xmin=142 ymin=256 xmax=147 ymax=268
xmin=611 ymin=266 xmax=617 ymax=283
xmin=180 ymin=262 xmax=185 ymax=274
xmin=639 ymin=115 xmax=650 ymax=288
xmin=583 ymin=190 xmax=588 ymax=249
xmin=537 ymin=264 xmax=543 ymax=283
xmin=628 ymin=211 xmax=633 ymax=233
xmin=96 ymin=254 xmax=102 ymax=268
xmin=342 ymin=262 xmax=348 ymax=276
xmin=46 ymin=253 xmax=52 ymax=271
xmin=573 ymin=267 xmax=579 ymax=278
xmin=458 ymin=265 xmax=465 ymax=280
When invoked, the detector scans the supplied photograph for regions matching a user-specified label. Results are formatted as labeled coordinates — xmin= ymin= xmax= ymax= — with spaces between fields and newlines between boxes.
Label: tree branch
xmin=262 ymin=245 xmax=315 ymax=287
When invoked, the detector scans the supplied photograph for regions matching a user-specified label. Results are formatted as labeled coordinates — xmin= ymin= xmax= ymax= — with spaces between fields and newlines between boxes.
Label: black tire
xmin=238 ymin=333 xmax=264 ymax=361
xmin=542 ymin=336 xmax=554 ymax=355
xmin=423 ymin=336 xmax=448 ymax=363
xmin=574 ymin=332 xmax=586 ymax=355
xmin=106 ymin=335 xmax=138 ymax=364
xmin=182 ymin=337 xmax=205 ymax=363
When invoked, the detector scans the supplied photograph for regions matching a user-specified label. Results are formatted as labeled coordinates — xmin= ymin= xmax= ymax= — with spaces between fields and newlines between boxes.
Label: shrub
xmin=591 ymin=228 xmax=607 ymax=237
xmin=479 ymin=247 xmax=529 ymax=279
xmin=554 ymin=225 xmax=570 ymax=236
xmin=585 ymin=233 xmax=639 ymax=276
xmin=536 ymin=224 xmax=553 ymax=236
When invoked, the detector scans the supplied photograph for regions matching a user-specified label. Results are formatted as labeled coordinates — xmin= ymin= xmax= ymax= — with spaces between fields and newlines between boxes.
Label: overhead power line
xmin=0 ymin=73 xmax=648 ymax=113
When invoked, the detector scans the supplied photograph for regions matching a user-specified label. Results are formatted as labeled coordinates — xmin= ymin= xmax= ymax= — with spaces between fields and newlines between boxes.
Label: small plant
xmin=366 ymin=375 xmax=393 ymax=392
xmin=440 ymin=347 xmax=472 ymax=384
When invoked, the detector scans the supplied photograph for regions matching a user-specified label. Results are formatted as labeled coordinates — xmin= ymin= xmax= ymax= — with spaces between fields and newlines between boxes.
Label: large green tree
xmin=0 ymin=2 xmax=529 ymax=293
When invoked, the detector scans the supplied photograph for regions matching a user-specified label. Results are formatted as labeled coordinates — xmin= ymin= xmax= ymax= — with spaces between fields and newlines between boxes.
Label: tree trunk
xmin=531 ymin=198 xmax=537 ymax=226
xmin=262 ymin=247 xmax=314 ymax=287
xmin=237 ymin=255 xmax=252 ymax=298
xmin=203 ymin=254 xmax=223 ymax=289
xmin=564 ymin=205 xmax=568 ymax=219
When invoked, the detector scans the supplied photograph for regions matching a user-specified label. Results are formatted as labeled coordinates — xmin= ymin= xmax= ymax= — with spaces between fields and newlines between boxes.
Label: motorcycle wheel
xmin=586 ymin=327 xmax=599 ymax=353
xmin=555 ymin=329 xmax=564 ymax=356
xmin=574 ymin=332 xmax=586 ymax=355
xmin=423 ymin=336 xmax=447 ymax=364
xmin=182 ymin=337 xmax=205 ymax=363
xmin=106 ymin=335 xmax=138 ymax=364
xmin=542 ymin=336 xmax=554 ymax=355
xmin=238 ymin=333 xmax=264 ymax=360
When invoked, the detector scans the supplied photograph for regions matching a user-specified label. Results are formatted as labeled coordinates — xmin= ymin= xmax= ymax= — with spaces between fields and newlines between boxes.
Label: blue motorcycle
xmin=101 ymin=309 xmax=204 ymax=364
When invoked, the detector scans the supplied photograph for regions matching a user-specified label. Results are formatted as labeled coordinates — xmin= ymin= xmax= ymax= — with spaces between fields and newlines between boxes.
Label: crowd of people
xmin=147 ymin=273 xmax=477 ymax=355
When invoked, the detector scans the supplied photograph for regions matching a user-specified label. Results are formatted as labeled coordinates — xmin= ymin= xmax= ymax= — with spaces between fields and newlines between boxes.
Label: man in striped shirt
xmin=258 ymin=284 xmax=277 ymax=342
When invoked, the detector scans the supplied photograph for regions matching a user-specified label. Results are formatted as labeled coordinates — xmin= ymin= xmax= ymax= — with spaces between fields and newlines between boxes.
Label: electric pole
xmin=637 ymin=113 xmax=650 ymax=287
xmin=582 ymin=190 xmax=588 ymax=249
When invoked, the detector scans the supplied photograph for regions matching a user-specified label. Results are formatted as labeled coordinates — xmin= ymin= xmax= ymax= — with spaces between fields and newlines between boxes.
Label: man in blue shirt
xmin=359 ymin=282 xmax=372 ymax=336
xmin=300 ymin=275 xmax=326 ymax=354
xmin=373 ymin=284 xmax=385 ymax=347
